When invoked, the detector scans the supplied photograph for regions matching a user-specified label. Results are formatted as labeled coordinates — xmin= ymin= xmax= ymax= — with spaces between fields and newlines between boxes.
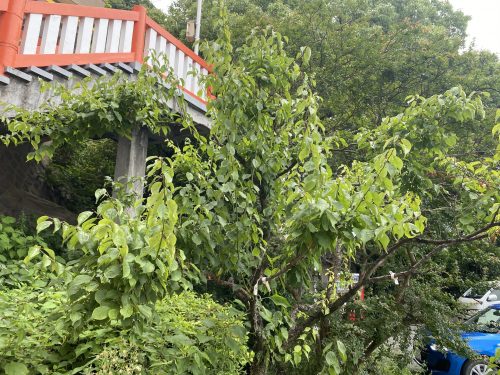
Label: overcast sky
xmin=449 ymin=0 xmax=500 ymax=55
xmin=152 ymin=0 xmax=500 ymax=55
xmin=151 ymin=0 xmax=173 ymax=11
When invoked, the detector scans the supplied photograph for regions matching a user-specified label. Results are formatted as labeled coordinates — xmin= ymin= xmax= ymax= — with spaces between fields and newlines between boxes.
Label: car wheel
xmin=461 ymin=360 xmax=492 ymax=375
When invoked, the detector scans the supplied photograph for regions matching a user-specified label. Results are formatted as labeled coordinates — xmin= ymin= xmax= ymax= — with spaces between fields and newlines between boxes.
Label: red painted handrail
xmin=25 ymin=1 xmax=138 ymax=20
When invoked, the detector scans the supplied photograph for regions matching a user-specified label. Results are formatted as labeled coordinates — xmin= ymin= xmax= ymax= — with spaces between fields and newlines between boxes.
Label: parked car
xmin=422 ymin=304 xmax=500 ymax=375
xmin=458 ymin=283 xmax=500 ymax=315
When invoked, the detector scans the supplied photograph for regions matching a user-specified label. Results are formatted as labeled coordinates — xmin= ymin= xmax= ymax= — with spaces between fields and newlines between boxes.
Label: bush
xmin=0 ymin=288 xmax=249 ymax=374
xmin=0 ymin=216 xmax=43 ymax=261
xmin=1 ymin=205 xmax=247 ymax=373
xmin=0 ymin=286 xmax=67 ymax=375
xmin=0 ymin=216 xmax=52 ymax=289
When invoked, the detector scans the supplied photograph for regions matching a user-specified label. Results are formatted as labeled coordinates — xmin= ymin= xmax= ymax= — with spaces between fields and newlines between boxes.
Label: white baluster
xmin=175 ymin=49 xmax=185 ymax=82
xmin=59 ymin=16 xmax=78 ymax=54
xmin=143 ymin=28 xmax=157 ymax=59
xmin=21 ymin=13 xmax=43 ymax=55
xmin=119 ymin=20 xmax=134 ymax=53
xmin=166 ymin=42 xmax=176 ymax=70
xmin=91 ymin=18 xmax=109 ymax=53
xmin=40 ymin=14 xmax=62 ymax=54
xmin=156 ymin=36 xmax=167 ymax=66
xmin=105 ymin=19 xmax=122 ymax=53
xmin=76 ymin=17 xmax=94 ymax=53
xmin=184 ymin=56 xmax=193 ymax=91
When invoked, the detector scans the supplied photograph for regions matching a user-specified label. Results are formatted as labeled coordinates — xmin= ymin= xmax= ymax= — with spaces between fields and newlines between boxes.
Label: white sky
xmin=152 ymin=0 xmax=500 ymax=55
xmin=448 ymin=0 xmax=500 ymax=55
xmin=151 ymin=0 xmax=173 ymax=12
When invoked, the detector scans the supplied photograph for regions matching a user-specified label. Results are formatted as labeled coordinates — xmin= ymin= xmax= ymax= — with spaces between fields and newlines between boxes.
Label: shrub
xmin=0 ymin=216 xmax=51 ymax=289
xmin=0 ymin=288 xmax=249 ymax=374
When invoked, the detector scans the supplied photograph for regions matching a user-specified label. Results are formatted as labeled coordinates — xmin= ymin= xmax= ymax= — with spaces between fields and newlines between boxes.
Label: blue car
xmin=423 ymin=304 xmax=500 ymax=374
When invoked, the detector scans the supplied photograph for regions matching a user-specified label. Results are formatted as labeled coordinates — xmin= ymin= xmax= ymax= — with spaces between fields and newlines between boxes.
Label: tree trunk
xmin=249 ymin=352 xmax=268 ymax=375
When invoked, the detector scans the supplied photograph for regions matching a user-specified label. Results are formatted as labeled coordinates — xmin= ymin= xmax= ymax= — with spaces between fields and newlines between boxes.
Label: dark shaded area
xmin=0 ymin=142 xmax=75 ymax=222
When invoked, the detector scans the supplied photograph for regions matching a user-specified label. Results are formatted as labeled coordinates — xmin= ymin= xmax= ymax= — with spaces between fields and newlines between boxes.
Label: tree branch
xmin=206 ymin=273 xmax=251 ymax=302
xmin=283 ymin=221 xmax=499 ymax=350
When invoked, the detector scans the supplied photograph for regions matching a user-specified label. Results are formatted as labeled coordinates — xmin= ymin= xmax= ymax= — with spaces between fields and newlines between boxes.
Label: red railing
xmin=0 ymin=0 xmax=210 ymax=106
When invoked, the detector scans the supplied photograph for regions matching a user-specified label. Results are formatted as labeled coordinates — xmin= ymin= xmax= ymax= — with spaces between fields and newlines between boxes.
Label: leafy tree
xmin=159 ymin=3 xmax=500 ymax=371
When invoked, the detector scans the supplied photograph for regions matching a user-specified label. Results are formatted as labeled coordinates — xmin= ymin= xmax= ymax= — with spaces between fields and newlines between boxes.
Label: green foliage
xmin=0 ymin=286 xmax=67 ymax=374
xmin=164 ymin=7 xmax=498 ymax=373
xmin=0 ymin=53 xmax=248 ymax=374
xmin=146 ymin=291 xmax=249 ymax=374
xmin=34 ymin=157 xmax=179 ymax=329
xmin=1 ymin=1 xmax=499 ymax=373
xmin=0 ymin=285 xmax=248 ymax=374
xmin=0 ymin=216 xmax=54 ymax=289
xmin=0 ymin=216 xmax=44 ymax=261
xmin=0 ymin=57 xmax=182 ymax=163
xmin=45 ymin=139 xmax=116 ymax=213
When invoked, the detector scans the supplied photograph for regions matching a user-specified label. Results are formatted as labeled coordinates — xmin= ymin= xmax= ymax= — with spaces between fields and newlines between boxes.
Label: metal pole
xmin=194 ymin=0 xmax=202 ymax=55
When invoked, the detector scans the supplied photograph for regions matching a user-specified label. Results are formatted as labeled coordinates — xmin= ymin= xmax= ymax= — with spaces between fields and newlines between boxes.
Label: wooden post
xmin=0 ymin=0 xmax=27 ymax=75
xmin=131 ymin=5 xmax=147 ymax=64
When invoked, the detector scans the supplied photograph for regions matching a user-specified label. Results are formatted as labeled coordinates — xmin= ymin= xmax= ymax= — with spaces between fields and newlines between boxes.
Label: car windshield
xmin=466 ymin=307 xmax=500 ymax=333
xmin=464 ymin=286 xmax=490 ymax=299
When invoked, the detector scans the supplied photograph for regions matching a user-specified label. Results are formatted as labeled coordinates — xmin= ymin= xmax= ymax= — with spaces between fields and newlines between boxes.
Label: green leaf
xmin=224 ymin=337 xmax=241 ymax=353
xmin=270 ymin=294 xmax=290 ymax=308
xmin=71 ymin=274 xmax=93 ymax=286
xmin=166 ymin=334 xmax=194 ymax=347
xmin=302 ymin=46 xmax=311 ymax=65
xmin=389 ymin=153 xmax=403 ymax=171
xmin=259 ymin=307 xmax=273 ymax=322
xmin=400 ymin=139 xmax=412 ymax=155
xmin=120 ymin=304 xmax=134 ymax=318
xmin=138 ymin=304 xmax=152 ymax=319
xmin=104 ymin=264 xmax=121 ymax=279
xmin=4 ymin=362 xmax=28 ymax=375
xmin=24 ymin=245 xmax=41 ymax=264
xmin=316 ymin=232 xmax=331 ymax=248
xmin=358 ymin=229 xmax=373 ymax=244
xmin=325 ymin=351 xmax=340 ymax=373
xmin=192 ymin=233 xmax=202 ymax=245
xmin=108 ymin=308 xmax=119 ymax=320
xmin=377 ymin=232 xmax=390 ymax=250
xmin=36 ymin=219 xmax=52 ymax=233
xmin=2 ymin=216 xmax=16 ymax=225
xmin=95 ymin=188 xmax=107 ymax=202
xmin=91 ymin=306 xmax=110 ymax=320
xmin=337 ymin=340 xmax=347 ymax=362
xmin=141 ymin=261 xmax=155 ymax=274
xmin=77 ymin=211 xmax=93 ymax=225
xmin=170 ymin=269 xmax=182 ymax=281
